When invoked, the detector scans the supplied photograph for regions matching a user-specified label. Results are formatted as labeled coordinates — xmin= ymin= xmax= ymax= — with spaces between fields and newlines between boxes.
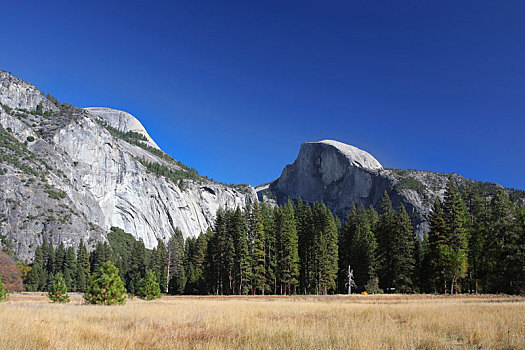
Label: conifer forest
xmin=19 ymin=177 xmax=525 ymax=296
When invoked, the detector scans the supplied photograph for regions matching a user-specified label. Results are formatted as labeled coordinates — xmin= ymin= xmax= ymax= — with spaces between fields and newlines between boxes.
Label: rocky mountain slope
xmin=0 ymin=70 xmax=256 ymax=260
xmin=2 ymin=69 xmax=524 ymax=260
xmin=258 ymin=140 xmax=525 ymax=237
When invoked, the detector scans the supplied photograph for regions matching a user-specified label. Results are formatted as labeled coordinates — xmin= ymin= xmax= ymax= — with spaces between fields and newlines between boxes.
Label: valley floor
xmin=0 ymin=294 xmax=524 ymax=349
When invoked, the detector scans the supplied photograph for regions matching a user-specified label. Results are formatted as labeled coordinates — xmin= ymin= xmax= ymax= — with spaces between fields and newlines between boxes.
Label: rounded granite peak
xmin=308 ymin=139 xmax=383 ymax=171
xmin=84 ymin=107 xmax=161 ymax=150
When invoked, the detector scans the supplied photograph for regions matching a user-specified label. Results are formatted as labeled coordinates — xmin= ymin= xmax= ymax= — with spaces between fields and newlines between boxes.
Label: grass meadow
xmin=0 ymin=293 xmax=523 ymax=349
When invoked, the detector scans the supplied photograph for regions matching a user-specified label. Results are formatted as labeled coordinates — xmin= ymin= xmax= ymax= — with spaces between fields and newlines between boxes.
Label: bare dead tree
xmin=346 ymin=265 xmax=357 ymax=294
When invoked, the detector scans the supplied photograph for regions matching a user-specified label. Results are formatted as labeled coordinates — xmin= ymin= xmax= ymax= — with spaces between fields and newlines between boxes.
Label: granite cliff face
xmin=1 ymin=70 xmax=523 ymax=259
xmin=258 ymin=140 xmax=524 ymax=238
xmin=0 ymin=70 xmax=256 ymax=260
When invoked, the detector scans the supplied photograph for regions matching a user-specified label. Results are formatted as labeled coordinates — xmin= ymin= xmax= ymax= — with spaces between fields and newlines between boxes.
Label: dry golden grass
xmin=0 ymin=293 xmax=524 ymax=349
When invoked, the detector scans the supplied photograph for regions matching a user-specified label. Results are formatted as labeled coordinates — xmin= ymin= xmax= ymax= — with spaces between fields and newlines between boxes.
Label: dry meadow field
xmin=0 ymin=293 xmax=524 ymax=349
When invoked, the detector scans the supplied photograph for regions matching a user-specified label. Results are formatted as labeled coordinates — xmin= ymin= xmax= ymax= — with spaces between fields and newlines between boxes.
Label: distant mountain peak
xmin=84 ymin=107 xmax=161 ymax=150
xmin=308 ymin=139 xmax=383 ymax=171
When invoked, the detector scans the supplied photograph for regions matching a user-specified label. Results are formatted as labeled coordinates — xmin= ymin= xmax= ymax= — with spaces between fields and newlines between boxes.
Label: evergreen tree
xmin=516 ymin=205 xmax=525 ymax=294
xmin=312 ymin=202 xmax=339 ymax=294
xmin=137 ymin=270 xmax=162 ymax=300
xmin=274 ymin=200 xmax=299 ymax=294
xmin=63 ymin=247 xmax=77 ymax=291
xmin=296 ymin=198 xmax=315 ymax=294
xmin=48 ymin=272 xmax=70 ymax=303
xmin=347 ymin=205 xmax=379 ymax=293
xmin=85 ymin=261 xmax=126 ymax=305
xmin=391 ymin=204 xmax=415 ymax=292
xmin=27 ymin=245 xmax=46 ymax=291
xmin=375 ymin=191 xmax=397 ymax=292
xmin=45 ymin=241 xmax=56 ymax=276
xmin=442 ymin=178 xmax=469 ymax=293
xmin=90 ymin=242 xmax=113 ymax=273
xmin=338 ymin=205 xmax=356 ymax=293
xmin=150 ymin=239 xmax=168 ymax=289
xmin=466 ymin=194 xmax=488 ymax=294
xmin=486 ymin=190 xmax=522 ymax=294
xmin=55 ymin=242 xmax=66 ymax=274
xmin=76 ymin=239 xmax=90 ymax=292
xmin=261 ymin=203 xmax=277 ymax=294
xmin=412 ymin=235 xmax=424 ymax=293
xmin=126 ymin=239 xmax=147 ymax=295
xmin=427 ymin=198 xmax=448 ymax=293
xmin=205 ymin=226 xmax=221 ymax=294
xmin=248 ymin=202 xmax=266 ymax=295
xmin=231 ymin=207 xmax=251 ymax=294
xmin=167 ymin=229 xmax=185 ymax=294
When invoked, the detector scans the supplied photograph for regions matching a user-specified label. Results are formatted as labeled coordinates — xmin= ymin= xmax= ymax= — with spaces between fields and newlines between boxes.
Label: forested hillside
xmin=12 ymin=177 xmax=524 ymax=295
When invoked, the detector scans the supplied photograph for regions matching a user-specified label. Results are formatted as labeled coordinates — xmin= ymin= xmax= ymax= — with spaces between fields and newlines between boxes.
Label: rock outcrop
xmin=84 ymin=107 xmax=161 ymax=150
xmin=0 ymin=70 xmax=256 ymax=260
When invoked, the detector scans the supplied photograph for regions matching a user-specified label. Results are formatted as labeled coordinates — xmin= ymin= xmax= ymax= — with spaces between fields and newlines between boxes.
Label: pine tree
xmin=76 ymin=239 xmax=90 ymax=292
xmin=338 ymin=205 xmax=356 ymax=293
xmin=137 ymin=270 xmax=162 ymax=300
xmin=412 ymin=235 xmax=424 ymax=293
xmin=261 ymin=203 xmax=277 ymax=294
xmin=486 ymin=190 xmax=522 ymax=294
xmin=312 ymin=202 xmax=338 ymax=294
xmin=48 ymin=272 xmax=70 ymax=303
xmin=85 ymin=261 xmax=126 ymax=305
xmin=231 ymin=207 xmax=251 ymax=294
xmin=45 ymin=241 xmax=56 ymax=276
xmin=205 ymin=226 xmax=221 ymax=294
xmin=27 ymin=245 xmax=46 ymax=291
xmin=90 ymin=242 xmax=113 ymax=273
xmin=466 ymin=194 xmax=488 ymax=294
xmin=296 ymin=198 xmax=315 ymax=294
xmin=391 ymin=204 xmax=415 ymax=292
xmin=442 ymin=178 xmax=468 ymax=293
xmin=375 ymin=191 xmax=397 ymax=292
xmin=55 ymin=242 xmax=66 ymax=274
xmin=347 ymin=204 xmax=379 ymax=293
xmin=167 ymin=229 xmax=185 ymax=294
xmin=427 ymin=198 xmax=448 ymax=293
xmin=516 ymin=205 xmax=525 ymax=294
xmin=248 ymin=202 xmax=266 ymax=295
xmin=63 ymin=247 xmax=77 ymax=291
xmin=126 ymin=239 xmax=147 ymax=295
xmin=150 ymin=239 xmax=168 ymax=289
xmin=274 ymin=200 xmax=299 ymax=295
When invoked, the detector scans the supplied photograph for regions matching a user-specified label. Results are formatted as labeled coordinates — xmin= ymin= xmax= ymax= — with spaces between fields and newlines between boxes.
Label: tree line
xmin=19 ymin=177 xmax=525 ymax=295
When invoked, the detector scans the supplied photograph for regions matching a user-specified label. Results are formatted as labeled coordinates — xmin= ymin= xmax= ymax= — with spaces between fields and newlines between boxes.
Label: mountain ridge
xmin=258 ymin=140 xmax=525 ymax=237
xmin=1 ymin=69 xmax=524 ymax=260
xmin=0 ymin=70 xmax=256 ymax=260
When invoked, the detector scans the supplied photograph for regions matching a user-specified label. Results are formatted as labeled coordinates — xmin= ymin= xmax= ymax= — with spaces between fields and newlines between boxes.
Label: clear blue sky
xmin=1 ymin=1 xmax=524 ymax=189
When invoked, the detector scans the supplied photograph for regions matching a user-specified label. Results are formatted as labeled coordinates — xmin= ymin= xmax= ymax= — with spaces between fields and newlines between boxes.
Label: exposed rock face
xmin=268 ymin=140 xmax=386 ymax=213
xmin=0 ymin=71 xmax=58 ymax=112
xmin=259 ymin=140 xmax=523 ymax=238
xmin=0 ymin=71 xmax=256 ymax=260
xmin=84 ymin=107 xmax=161 ymax=150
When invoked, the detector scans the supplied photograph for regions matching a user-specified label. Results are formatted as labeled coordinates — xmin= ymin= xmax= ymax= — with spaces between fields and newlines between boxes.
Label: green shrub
xmin=48 ymin=272 xmax=70 ymax=303
xmin=395 ymin=177 xmax=425 ymax=192
xmin=44 ymin=189 xmax=66 ymax=200
xmin=137 ymin=270 xmax=162 ymax=300
xmin=26 ymin=136 xmax=35 ymax=142
xmin=84 ymin=261 xmax=126 ymax=305
xmin=0 ymin=275 xmax=8 ymax=301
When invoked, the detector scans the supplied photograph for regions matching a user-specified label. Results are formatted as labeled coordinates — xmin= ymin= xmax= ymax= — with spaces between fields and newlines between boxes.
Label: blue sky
xmin=1 ymin=1 xmax=524 ymax=189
